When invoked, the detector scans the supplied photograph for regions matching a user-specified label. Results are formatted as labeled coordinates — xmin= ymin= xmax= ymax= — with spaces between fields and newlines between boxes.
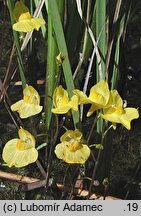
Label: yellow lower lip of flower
xmin=16 ymin=140 xmax=25 ymax=150
xmin=54 ymin=142 xmax=90 ymax=164
xmin=23 ymin=95 xmax=30 ymax=102
xmin=19 ymin=12 xmax=31 ymax=20
xmin=90 ymin=91 xmax=101 ymax=99
xmin=51 ymin=105 xmax=70 ymax=114
xmin=16 ymin=140 xmax=32 ymax=150
xmin=2 ymin=137 xmax=38 ymax=168
xmin=11 ymin=85 xmax=42 ymax=118
xmin=67 ymin=141 xmax=82 ymax=152
xmin=114 ymin=107 xmax=123 ymax=115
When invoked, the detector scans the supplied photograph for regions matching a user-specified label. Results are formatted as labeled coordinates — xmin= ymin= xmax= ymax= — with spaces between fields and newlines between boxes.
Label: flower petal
xmin=100 ymin=108 xmax=121 ymax=124
xmin=16 ymin=103 xmax=42 ymax=118
xmin=11 ymin=85 xmax=42 ymax=118
xmin=54 ymin=142 xmax=90 ymax=164
xmin=53 ymin=85 xmax=69 ymax=108
xmin=73 ymin=129 xmax=83 ymax=140
xmin=2 ymin=138 xmax=38 ymax=167
xmin=89 ymin=80 xmax=110 ymax=107
xmin=69 ymin=95 xmax=78 ymax=111
xmin=73 ymin=144 xmax=90 ymax=164
xmin=60 ymin=130 xmax=73 ymax=142
xmin=13 ymin=1 xmax=45 ymax=33
xmin=18 ymin=127 xmax=35 ymax=147
xmin=60 ymin=129 xmax=82 ymax=142
xmin=87 ymin=104 xmax=98 ymax=117
xmin=106 ymin=90 xmax=123 ymax=108
xmin=119 ymin=108 xmax=139 ymax=130
xmin=101 ymin=107 xmax=139 ymax=130
xmin=52 ymin=86 xmax=77 ymax=114
xmin=23 ymin=85 xmax=40 ymax=105
xmin=13 ymin=0 xmax=29 ymax=21
xmin=30 ymin=18 xmax=46 ymax=31
xmin=73 ymin=89 xmax=90 ymax=104
xmin=18 ymin=12 xmax=31 ymax=21
xmin=51 ymin=105 xmax=70 ymax=114
xmin=11 ymin=100 xmax=24 ymax=111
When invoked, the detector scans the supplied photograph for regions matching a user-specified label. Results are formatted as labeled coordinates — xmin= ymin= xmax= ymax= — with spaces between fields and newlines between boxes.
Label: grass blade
xmin=7 ymin=0 xmax=26 ymax=88
xmin=34 ymin=0 xmax=46 ymax=38
xmin=44 ymin=3 xmax=58 ymax=130
xmin=48 ymin=0 xmax=79 ymax=127
xmin=96 ymin=0 xmax=106 ymax=81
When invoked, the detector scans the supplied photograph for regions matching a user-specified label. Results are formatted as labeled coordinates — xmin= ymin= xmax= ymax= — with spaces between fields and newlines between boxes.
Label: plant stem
xmin=87 ymin=124 xmax=112 ymax=198
xmin=45 ymin=115 xmax=59 ymax=187
xmin=7 ymin=0 xmax=26 ymax=88
xmin=86 ymin=113 xmax=99 ymax=143
xmin=73 ymin=0 xmax=91 ymax=80
xmin=105 ymin=0 xmax=122 ymax=79
xmin=87 ymin=149 xmax=102 ymax=198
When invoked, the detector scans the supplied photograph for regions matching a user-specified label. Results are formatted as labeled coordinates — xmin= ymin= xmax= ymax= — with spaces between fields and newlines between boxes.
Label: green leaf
xmin=48 ymin=0 xmax=79 ymax=127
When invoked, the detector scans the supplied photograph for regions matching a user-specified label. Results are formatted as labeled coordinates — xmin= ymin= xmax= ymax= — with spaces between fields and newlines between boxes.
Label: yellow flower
xmin=54 ymin=129 xmax=90 ymax=164
xmin=100 ymin=90 xmax=139 ymax=130
xmin=51 ymin=85 xmax=78 ymax=114
xmin=73 ymin=80 xmax=110 ymax=116
xmin=11 ymin=85 xmax=43 ymax=118
xmin=56 ymin=53 xmax=65 ymax=65
xmin=13 ymin=0 xmax=45 ymax=32
xmin=2 ymin=127 xmax=38 ymax=168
